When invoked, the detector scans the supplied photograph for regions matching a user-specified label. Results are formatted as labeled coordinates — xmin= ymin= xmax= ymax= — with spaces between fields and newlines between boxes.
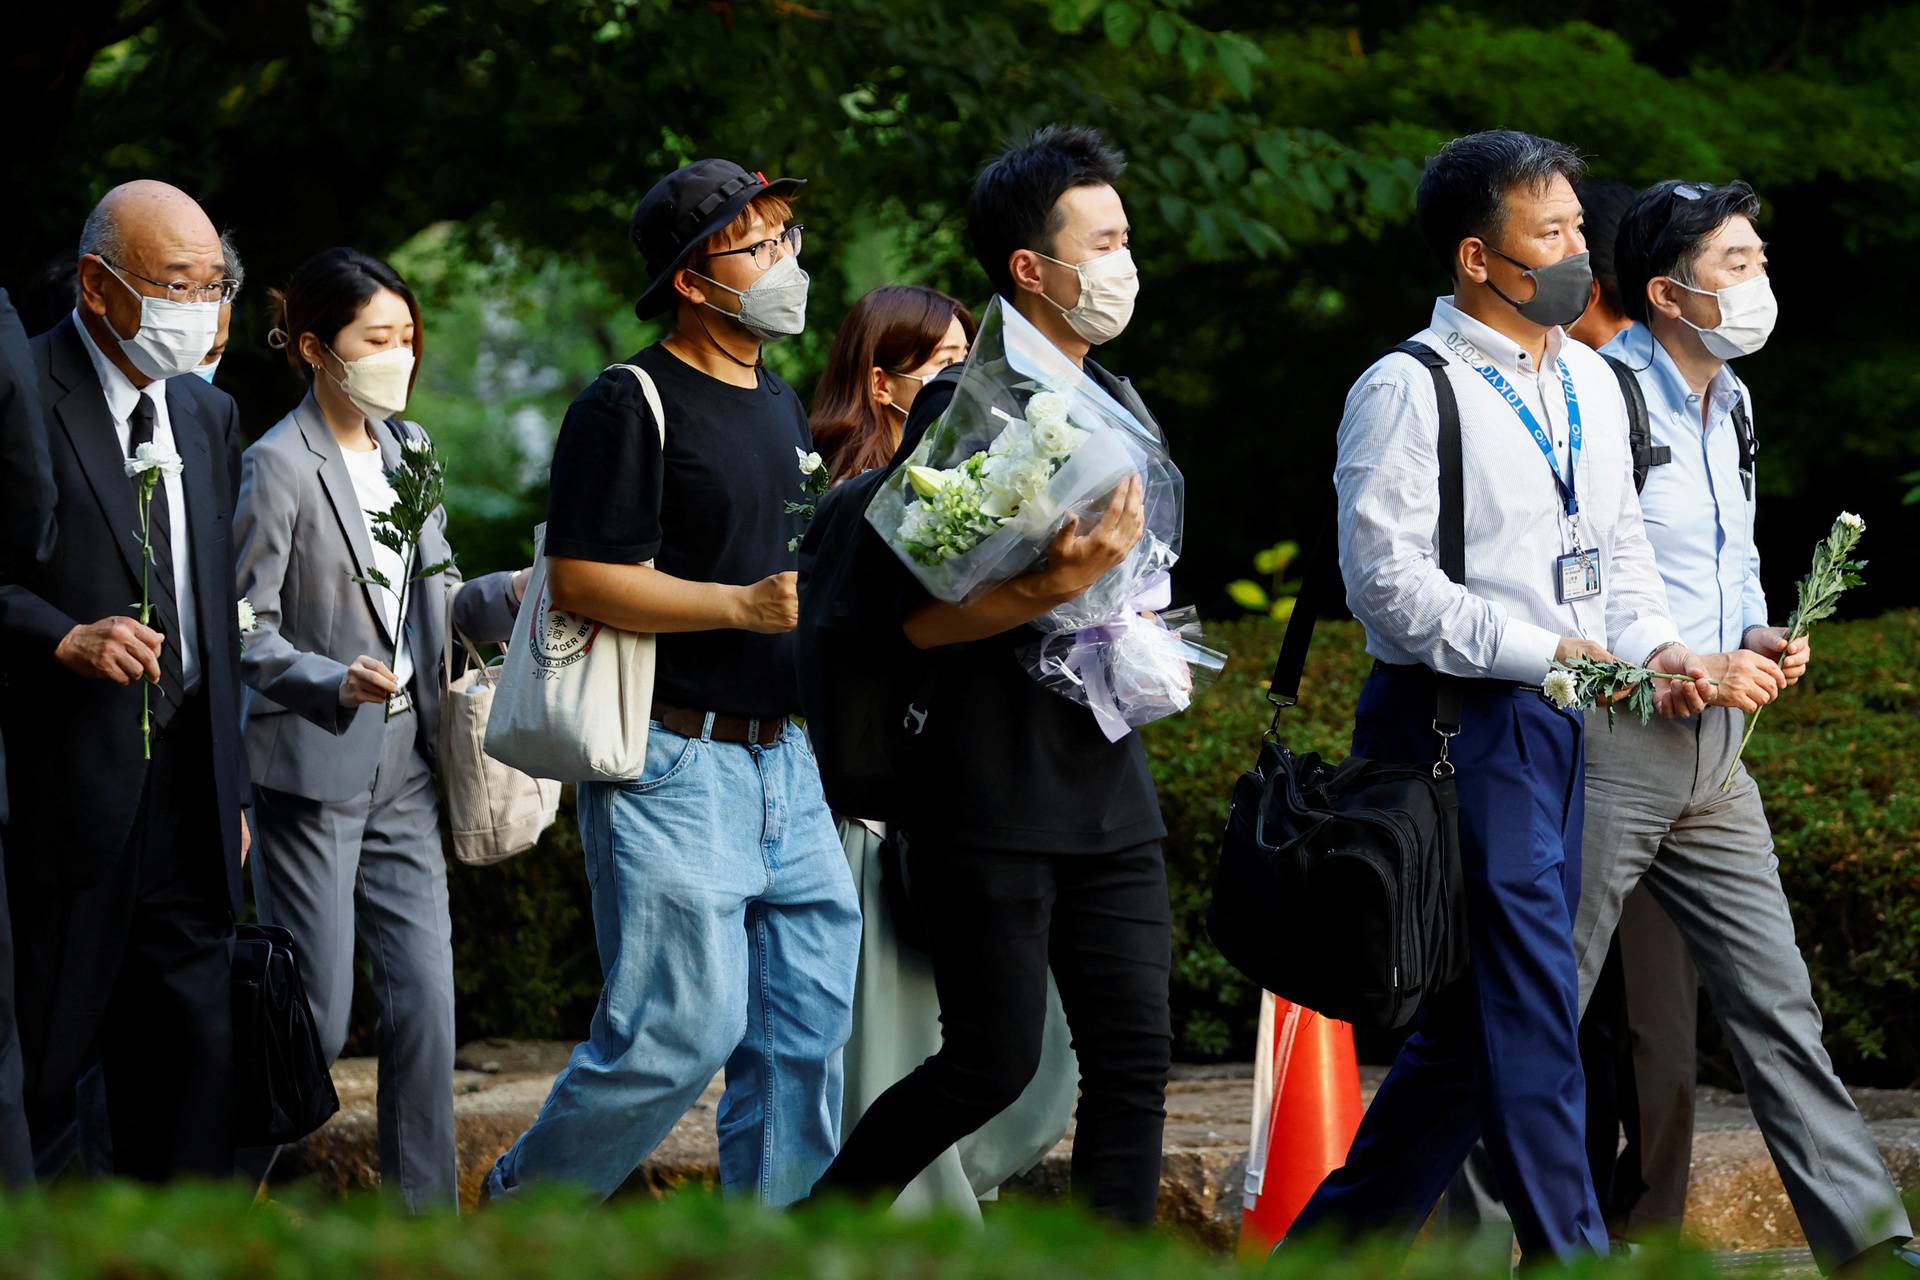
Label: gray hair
xmin=76 ymin=200 xmax=129 ymax=301
xmin=220 ymin=230 xmax=245 ymax=295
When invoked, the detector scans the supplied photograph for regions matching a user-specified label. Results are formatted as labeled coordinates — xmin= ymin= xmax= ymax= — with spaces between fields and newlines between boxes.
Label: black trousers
xmin=0 ymin=827 xmax=32 ymax=1186
xmin=9 ymin=694 xmax=235 ymax=1181
xmin=815 ymin=838 xmax=1173 ymax=1225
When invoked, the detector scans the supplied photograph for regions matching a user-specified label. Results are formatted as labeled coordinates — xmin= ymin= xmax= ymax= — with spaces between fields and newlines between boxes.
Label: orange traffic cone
xmin=1237 ymin=992 xmax=1364 ymax=1259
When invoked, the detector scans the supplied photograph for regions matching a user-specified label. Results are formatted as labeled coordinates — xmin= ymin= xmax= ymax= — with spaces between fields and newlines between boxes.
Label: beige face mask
xmin=327 ymin=344 xmax=415 ymax=421
xmin=1034 ymin=246 xmax=1139 ymax=345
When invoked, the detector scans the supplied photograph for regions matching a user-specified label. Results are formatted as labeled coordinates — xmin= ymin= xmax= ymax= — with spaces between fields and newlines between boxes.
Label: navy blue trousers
xmin=1287 ymin=665 xmax=1607 ymax=1260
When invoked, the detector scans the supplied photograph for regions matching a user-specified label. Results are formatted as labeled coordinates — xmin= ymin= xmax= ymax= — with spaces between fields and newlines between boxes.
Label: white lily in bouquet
xmin=866 ymin=297 xmax=1223 ymax=740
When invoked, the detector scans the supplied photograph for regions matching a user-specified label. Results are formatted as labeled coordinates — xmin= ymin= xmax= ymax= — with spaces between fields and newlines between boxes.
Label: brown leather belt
xmin=652 ymin=701 xmax=787 ymax=747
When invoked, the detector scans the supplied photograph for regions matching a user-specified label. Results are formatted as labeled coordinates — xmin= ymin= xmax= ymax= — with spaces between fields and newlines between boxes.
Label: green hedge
xmin=0 ymin=1184 xmax=1801 ymax=1279
xmin=436 ymin=613 xmax=1920 ymax=1083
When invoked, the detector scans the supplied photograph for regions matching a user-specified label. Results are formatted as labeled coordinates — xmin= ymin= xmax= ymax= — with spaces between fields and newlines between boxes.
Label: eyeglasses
xmin=704 ymin=225 xmax=805 ymax=273
xmin=100 ymin=257 xmax=240 ymax=305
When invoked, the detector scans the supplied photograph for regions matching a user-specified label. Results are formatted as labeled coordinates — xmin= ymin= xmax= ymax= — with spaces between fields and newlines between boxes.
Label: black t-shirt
xmin=881 ymin=366 xmax=1166 ymax=856
xmin=544 ymin=345 xmax=809 ymax=718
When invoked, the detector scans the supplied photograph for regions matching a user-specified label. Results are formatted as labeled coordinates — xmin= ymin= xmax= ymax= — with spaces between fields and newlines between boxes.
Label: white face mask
xmin=325 ymin=344 xmax=415 ymax=421
xmin=1034 ymin=246 xmax=1139 ymax=345
xmin=1670 ymin=273 xmax=1777 ymax=360
xmin=105 ymin=264 xmax=220 ymax=381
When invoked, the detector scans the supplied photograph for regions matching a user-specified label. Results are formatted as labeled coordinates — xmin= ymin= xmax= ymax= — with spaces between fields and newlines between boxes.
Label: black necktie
xmin=128 ymin=396 xmax=184 ymax=732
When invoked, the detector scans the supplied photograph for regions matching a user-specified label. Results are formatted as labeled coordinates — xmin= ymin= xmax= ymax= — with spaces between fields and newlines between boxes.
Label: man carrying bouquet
xmin=811 ymin=124 xmax=1173 ymax=1225
xmin=1281 ymin=131 xmax=1714 ymax=1262
xmin=1576 ymin=180 xmax=1914 ymax=1272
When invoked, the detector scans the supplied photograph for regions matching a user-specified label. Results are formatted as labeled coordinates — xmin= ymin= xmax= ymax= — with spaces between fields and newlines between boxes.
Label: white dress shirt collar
xmin=1430 ymin=296 xmax=1566 ymax=378
xmin=72 ymin=308 xmax=160 ymax=425
xmin=1613 ymin=322 xmax=1741 ymax=430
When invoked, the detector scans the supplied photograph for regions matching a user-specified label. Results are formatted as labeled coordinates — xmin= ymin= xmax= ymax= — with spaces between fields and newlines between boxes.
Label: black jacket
xmin=0 ymin=313 xmax=250 ymax=911
xmin=0 ymin=290 xmax=58 ymax=830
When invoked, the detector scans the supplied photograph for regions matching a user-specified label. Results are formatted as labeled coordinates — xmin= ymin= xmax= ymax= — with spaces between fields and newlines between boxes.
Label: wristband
xmin=1643 ymin=639 xmax=1684 ymax=667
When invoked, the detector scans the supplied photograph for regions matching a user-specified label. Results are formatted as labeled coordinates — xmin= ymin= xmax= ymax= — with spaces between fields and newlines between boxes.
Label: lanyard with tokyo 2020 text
xmin=1464 ymin=354 xmax=1601 ymax=605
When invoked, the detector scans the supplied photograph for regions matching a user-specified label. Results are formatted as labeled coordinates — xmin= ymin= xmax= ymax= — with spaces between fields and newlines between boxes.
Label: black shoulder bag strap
xmin=1731 ymin=392 xmax=1756 ymax=501
xmin=1267 ymin=340 xmax=1464 ymax=755
xmin=1600 ymin=352 xmax=1666 ymax=493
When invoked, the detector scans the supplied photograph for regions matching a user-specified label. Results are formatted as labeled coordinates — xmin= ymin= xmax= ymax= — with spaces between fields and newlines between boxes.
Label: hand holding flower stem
xmin=351 ymin=433 xmax=455 ymax=722
xmin=1720 ymin=512 xmax=1866 ymax=789
xmin=123 ymin=442 xmax=184 ymax=759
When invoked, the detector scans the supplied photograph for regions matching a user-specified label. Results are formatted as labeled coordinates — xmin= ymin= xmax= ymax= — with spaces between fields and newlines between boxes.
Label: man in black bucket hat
xmin=483 ymin=158 xmax=861 ymax=1206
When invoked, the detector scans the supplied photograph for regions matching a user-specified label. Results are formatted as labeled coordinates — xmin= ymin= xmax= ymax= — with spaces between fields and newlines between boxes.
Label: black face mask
xmin=1484 ymin=246 xmax=1593 ymax=328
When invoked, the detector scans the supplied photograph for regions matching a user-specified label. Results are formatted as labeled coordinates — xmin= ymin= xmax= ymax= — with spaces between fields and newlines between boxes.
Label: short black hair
xmin=1415 ymin=130 xmax=1586 ymax=277
xmin=1614 ymin=179 xmax=1762 ymax=324
xmin=1574 ymin=180 xmax=1636 ymax=314
xmin=968 ymin=124 xmax=1127 ymax=302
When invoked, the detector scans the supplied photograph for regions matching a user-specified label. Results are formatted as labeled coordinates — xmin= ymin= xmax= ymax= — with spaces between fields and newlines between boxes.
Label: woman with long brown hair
xmin=810 ymin=284 xmax=1077 ymax=1215
xmin=809 ymin=284 xmax=973 ymax=479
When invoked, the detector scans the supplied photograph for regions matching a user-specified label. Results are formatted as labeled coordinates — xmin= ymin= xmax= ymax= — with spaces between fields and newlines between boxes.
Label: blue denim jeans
xmin=485 ymin=719 xmax=860 ymax=1205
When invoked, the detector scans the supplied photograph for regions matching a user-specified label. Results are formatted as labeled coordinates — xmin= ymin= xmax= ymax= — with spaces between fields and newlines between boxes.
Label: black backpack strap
xmin=1268 ymin=340 xmax=1464 ymax=736
xmin=1601 ymin=353 xmax=1666 ymax=493
xmin=1732 ymin=391 xmax=1756 ymax=501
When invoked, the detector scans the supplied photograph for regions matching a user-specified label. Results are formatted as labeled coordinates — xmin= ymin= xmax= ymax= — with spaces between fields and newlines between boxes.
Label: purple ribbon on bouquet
xmin=1036 ymin=573 xmax=1173 ymax=743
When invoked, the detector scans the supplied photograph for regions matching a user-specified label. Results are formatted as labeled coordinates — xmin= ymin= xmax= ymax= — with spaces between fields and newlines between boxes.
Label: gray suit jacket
xmin=235 ymin=392 xmax=519 ymax=803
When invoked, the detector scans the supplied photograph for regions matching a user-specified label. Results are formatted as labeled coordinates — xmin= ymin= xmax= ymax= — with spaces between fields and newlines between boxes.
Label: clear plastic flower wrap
xmin=864 ymin=297 xmax=1174 ymax=604
xmin=866 ymin=296 xmax=1221 ymax=739
xmin=1021 ymin=603 xmax=1227 ymax=742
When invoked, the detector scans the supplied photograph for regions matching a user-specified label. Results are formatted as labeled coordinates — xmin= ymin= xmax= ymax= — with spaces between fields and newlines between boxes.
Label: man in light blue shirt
xmin=1582 ymin=180 xmax=1916 ymax=1274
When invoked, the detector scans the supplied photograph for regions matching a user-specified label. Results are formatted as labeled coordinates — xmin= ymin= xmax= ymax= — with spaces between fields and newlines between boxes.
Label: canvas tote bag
xmin=439 ymin=624 xmax=562 ymax=864
xmin=483 ymin=363 xmax=665 ymax=782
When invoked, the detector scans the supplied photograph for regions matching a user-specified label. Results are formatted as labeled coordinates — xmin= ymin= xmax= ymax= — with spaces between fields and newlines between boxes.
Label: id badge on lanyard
xmin=1465 ymin=353 xmax=1601 ymax=604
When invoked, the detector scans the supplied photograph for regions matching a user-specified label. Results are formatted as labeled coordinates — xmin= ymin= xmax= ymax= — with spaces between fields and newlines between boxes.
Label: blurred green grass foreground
xmin=0 ymin=1183 xmax=1910 ymax=1280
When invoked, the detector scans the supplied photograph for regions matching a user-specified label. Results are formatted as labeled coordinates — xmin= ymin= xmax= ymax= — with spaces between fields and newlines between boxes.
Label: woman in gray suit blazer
xmin=234 ymin=248 xmax=525 ymax=1212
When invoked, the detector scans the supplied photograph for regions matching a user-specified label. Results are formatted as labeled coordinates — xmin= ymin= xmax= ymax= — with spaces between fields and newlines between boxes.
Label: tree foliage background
xmin=9 ymin=1 xmax=1920 ymax=1062
xmin=11 ymin=0 xmax=1920 ymax=617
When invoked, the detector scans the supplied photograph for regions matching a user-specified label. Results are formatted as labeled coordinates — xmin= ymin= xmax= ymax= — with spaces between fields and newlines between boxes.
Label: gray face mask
xmin=694 ymin=254 xmax=810 ymax=343
xmin=1485 ymin=247 xmax=1593 ymax=329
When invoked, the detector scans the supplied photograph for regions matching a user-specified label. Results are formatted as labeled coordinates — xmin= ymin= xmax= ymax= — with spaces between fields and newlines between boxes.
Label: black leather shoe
xmin=1837 ymin=1237 xmax=1920 ymax=1276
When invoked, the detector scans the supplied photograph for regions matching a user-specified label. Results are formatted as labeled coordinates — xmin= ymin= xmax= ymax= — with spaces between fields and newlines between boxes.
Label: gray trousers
xmin=251 ymin=708 xmax=457 ymax=1212
xmin=1448 ymin=706 xmax=1910 ymax=1268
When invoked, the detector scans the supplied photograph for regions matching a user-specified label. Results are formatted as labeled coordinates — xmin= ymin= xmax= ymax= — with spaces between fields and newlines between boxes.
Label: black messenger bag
xmin=1206 ymin=341 xmax=1470 ymax=1031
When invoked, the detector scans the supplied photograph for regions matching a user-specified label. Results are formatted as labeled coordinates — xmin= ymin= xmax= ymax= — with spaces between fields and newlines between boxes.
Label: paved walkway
xmin=278 ymin=1042 xmax=1919 ymax=1259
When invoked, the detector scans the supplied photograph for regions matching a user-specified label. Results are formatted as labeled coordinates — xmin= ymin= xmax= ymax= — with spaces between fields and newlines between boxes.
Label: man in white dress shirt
xmin=1283 ymin=130 xmax=1711 ymax=1263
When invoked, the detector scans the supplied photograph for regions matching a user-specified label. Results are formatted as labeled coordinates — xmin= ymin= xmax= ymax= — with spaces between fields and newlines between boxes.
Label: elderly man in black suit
xmin=0 ymin=181 xmax=251 ymax=1180
xmin=0 ymin=285 xmax=58 ymax=1186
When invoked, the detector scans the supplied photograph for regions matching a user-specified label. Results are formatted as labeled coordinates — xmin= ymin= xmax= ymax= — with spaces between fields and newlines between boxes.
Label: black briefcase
xmin=232 ymin=923 xmax=340 ymax=1146
xmin=1206 ymin=341 xmax=1472 ymax=1031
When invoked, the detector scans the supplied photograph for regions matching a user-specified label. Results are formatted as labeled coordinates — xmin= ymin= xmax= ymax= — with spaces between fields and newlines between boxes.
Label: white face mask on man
xmin=1034 ymin=246 xmax=1139 ymax=345
xmin=104 ymin=263 xmax=220 ymax=381
xmin=325 ymin=345 xmax=416 ymax=421
xmin=1668 ymin=273 xmax=1778 ymax=360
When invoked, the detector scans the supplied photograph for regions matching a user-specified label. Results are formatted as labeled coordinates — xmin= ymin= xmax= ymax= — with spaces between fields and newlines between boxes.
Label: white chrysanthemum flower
xmin=796 ymin=448 xmax=824 ymax=476
xmin=1542 ymin=669 xmax=1580 ymax=711
xmin=403 ymin=435 xmax=432 ymax=456
xmin=1025 ymin=391 xmax=1069 ymax=431
xmin=1838 ymin=511 xmax=1865 ymax=534
xmin=236 ymin=597 xmax=259 ymax=634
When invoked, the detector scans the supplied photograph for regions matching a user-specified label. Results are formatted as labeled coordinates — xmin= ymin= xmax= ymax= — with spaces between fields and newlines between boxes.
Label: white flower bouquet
xmin=866 ymin=296 xmax=1220 ymax=739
